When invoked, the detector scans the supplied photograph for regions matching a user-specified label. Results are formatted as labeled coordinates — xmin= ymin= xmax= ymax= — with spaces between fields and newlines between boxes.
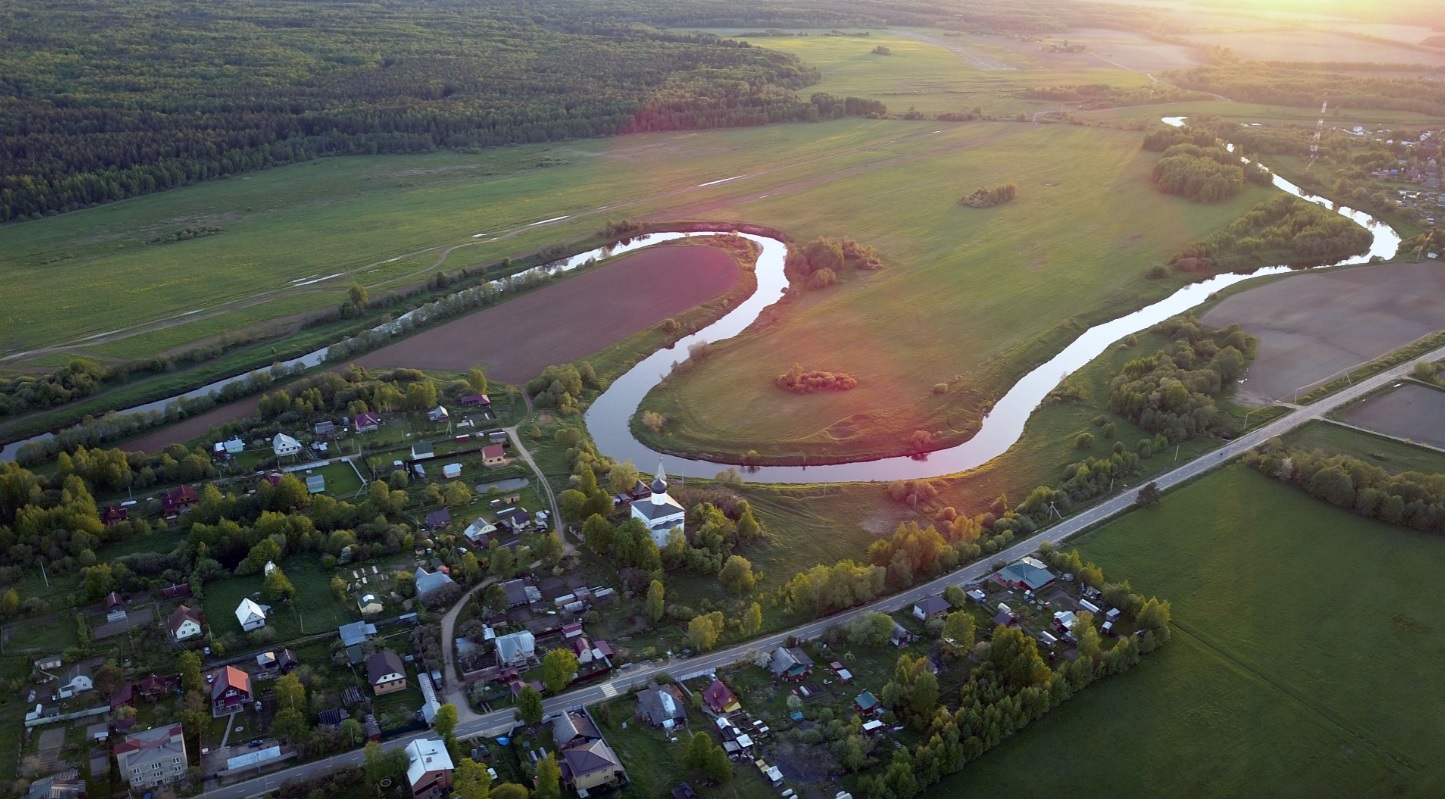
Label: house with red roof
xmin=703 ymin=679 xmax=741 ymax=714
xmin=209 ymin=666 xmax=252 ymax=717
xmin=162 ymin=485 xmax=200 ymax=517
xmin=482 ymin=444 xmax=506 ymax=467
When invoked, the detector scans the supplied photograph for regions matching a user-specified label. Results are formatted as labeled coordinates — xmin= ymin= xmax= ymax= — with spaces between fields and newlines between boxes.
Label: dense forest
xmin=0 ymin=0 xmax=849 ymax=221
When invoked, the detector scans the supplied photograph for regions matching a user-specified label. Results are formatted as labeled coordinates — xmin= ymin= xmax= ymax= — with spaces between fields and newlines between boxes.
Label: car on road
xmin=248 ymin=738 xmax=264 ymax=748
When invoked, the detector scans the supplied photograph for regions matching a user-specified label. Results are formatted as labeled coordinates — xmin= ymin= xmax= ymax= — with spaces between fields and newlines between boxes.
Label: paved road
xmin=205 ymin=343 xmax=1445 ymax=799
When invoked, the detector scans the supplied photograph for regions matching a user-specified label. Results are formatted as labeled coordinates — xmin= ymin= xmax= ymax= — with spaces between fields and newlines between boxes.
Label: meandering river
xmin=2 ymin=118 xmax=1401 ymax=477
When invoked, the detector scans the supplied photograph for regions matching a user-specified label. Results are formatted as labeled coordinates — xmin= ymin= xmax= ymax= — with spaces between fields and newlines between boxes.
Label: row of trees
xmin=1108 ymin=316 xmax=1254 ymax=443
xmin=1167 ymin=64 xmax=1445 ymax=116
xmin=1249 ymin=444 xmax=1445 ymax=533
xmin=1023 ymin=83 xmax=1213 ymax=109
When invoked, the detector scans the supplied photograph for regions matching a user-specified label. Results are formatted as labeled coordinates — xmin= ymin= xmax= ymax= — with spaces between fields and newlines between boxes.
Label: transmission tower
xmin=1308 ymin=100 xmax=1327 ymax=168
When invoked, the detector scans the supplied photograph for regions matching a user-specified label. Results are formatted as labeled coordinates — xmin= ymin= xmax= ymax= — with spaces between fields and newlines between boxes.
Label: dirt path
xmin=890 ymin=30 xmax=1017 ymax=70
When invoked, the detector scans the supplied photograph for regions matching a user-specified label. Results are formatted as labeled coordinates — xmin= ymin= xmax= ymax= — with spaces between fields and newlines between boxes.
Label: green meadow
xmin=949 ymin=465 xmax=1445 ymax=797
xmin=639 ymin=121 xmax=1273 ymax=462
xmin=0 ymin=118 xmax=941 ymax=361
xmin=697 ymin=29 xmax=1154 ymax=117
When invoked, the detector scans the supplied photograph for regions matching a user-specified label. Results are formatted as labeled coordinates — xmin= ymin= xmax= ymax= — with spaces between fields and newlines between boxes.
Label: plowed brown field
xmin=354 ymin=244 xmax=740 ymax=384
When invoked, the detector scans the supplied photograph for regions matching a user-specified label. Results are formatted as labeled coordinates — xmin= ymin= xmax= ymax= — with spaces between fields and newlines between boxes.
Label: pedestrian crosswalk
xmin=600 ymin=682 xmax=618 ymax=698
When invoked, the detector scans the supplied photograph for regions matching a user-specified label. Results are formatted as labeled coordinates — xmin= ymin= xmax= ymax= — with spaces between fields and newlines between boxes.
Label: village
xmin=12 ymin=397 xmax=1143 ymax=799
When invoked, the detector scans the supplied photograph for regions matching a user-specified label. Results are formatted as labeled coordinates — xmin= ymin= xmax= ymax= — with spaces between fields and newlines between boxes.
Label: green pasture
xmin=202 ymin=556 xmax=356 ymax=643
xmin=640 ymin=121 xmax=1273 ymax=462
xmin=0 ymin=118 xmax=964 ymax=362
xmin=949 ymin=466 xmax=1445 ymax=797
xmin=1077 ymin=100 xmax=1445 ymax=128
xmin=699 ymin=29 xmax=1155 ymax=117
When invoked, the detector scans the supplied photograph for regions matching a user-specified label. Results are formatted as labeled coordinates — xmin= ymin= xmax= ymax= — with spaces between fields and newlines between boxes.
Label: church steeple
xmin=650 ymin=460 xmax=669 ymax=503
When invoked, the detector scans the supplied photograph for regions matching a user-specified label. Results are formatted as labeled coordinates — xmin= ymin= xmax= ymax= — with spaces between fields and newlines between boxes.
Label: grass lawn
xmin=945 ymin=465 xmax=1445 ymax=797
xmin=638 ymin=121 xmax=1274 ymax=462
xmin=96 ymin=528 xmax=185 ymax=561
xmin=596 ymin=699 xmax=786 ymax=799
xmin=203 ymin=556 xmax=356 ymax=644
xmin=1285 ymin=420 xmax=1445 ymax=475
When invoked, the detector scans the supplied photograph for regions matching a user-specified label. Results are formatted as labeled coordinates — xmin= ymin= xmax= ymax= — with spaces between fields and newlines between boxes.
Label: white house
xmin=427 ymin=406 xmax=450 ymax=423
xmin=463 ymin=518 xmax=496 ymax=545
xmin=629 ymin=462 xmax=685 ymax=549
xmin=494 ymin=631 xmax=536 ymax=667
xmin=60 ymin=665 xmax=93 ymax=697
xmin=235 ymin=598 xmax=267 ymax=632
xmin=272 ymin=434 xmax=302 ymax=459
xmin=168 ymin=606 xmax=204 ymax=642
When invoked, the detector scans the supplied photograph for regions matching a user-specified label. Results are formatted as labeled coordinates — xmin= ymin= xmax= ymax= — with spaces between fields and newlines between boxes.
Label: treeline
xmin=958 ymin=183 xmax=1018 ymax=208
xmin=1108 ymin=316 xmax=1254 ymax=444
xmin=852 ymin=549 xmax=1171 ymax=798
xmin=1249 ymin=445 xmax=1445 ymax=533
xmin=0 ymin=0 xmax=881 ymax=220
xmin=1171 ymin=194 xmax=1373 ymax=273
xmin=776 ymin=364 xmax=858 ymax=393
xmin=1022 ymin=83 xmax=1214 ymax=109
xmin=784 ymin=237 xmax=885 ymax=290
xmin=0 ymin=333 xmax=275 ymax=419
xmin=1166 ymin=64 xmax=1445 ymax=116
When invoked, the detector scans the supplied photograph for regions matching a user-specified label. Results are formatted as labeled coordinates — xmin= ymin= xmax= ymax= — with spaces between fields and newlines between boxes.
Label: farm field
xmin=1181 ymin=29 xmax=1445 ymax=66
xmin=638 ymin=121 xmax=1274 ymax=462
xmin=1336 ymin=382 xmax=1445 ymax=450
xmin=1284 ymin=420 xmax=1445 ymax=474
xmin=1199 ymin=261 xmax=1445 ymax=404
xmin=948 ymin=465 xmax=1445 ymax=797
xmin=355 ymin=245 xmax=741 ymax=384
xmin=704 ymin=28 xmax=1159 ymax=117
xmin=0 ymin=118 xmax=952 ymax=363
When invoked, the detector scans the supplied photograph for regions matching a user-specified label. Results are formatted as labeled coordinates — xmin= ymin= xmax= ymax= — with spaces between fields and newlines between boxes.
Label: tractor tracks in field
xmin=1167 ymin=619 xmax=1418 ymax=775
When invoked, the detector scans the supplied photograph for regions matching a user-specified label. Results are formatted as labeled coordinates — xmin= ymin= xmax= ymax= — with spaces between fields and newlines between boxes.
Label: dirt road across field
xmin=1337 ymin=383 xmax=1445 ymax=450
xmin=1201 ymin=261 xmax=1445 ymax=404
xmin=354 ymin=245 xmax=740 ymax=384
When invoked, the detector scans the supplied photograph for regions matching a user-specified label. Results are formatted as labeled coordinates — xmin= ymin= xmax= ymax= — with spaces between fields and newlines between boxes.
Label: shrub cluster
xmin=775 ymin=363 xmax=858 ymax=393
xmin=958 ymin=183 xmax=1018 ymax=208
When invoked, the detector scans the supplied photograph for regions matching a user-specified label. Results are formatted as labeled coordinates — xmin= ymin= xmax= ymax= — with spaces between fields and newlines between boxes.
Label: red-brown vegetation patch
xmin=354 ymin=246 xmax=740 ymax=384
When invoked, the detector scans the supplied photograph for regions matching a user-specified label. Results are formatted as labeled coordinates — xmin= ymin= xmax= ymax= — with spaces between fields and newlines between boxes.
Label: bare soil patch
xmin=1337 ymin=383 xmax=1445 ymax=450
xmin=1201 ymin=262 xmax=1445 ymax=403
xmin=355 ymin=245 xmax=740 ymax=384
xmin=122 ymin=394 xmax=262 ymax=454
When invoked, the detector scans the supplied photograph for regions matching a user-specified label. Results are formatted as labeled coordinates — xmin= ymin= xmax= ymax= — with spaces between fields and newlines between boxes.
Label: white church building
xmin=630 ymin=462 xmax=686 ymax=548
